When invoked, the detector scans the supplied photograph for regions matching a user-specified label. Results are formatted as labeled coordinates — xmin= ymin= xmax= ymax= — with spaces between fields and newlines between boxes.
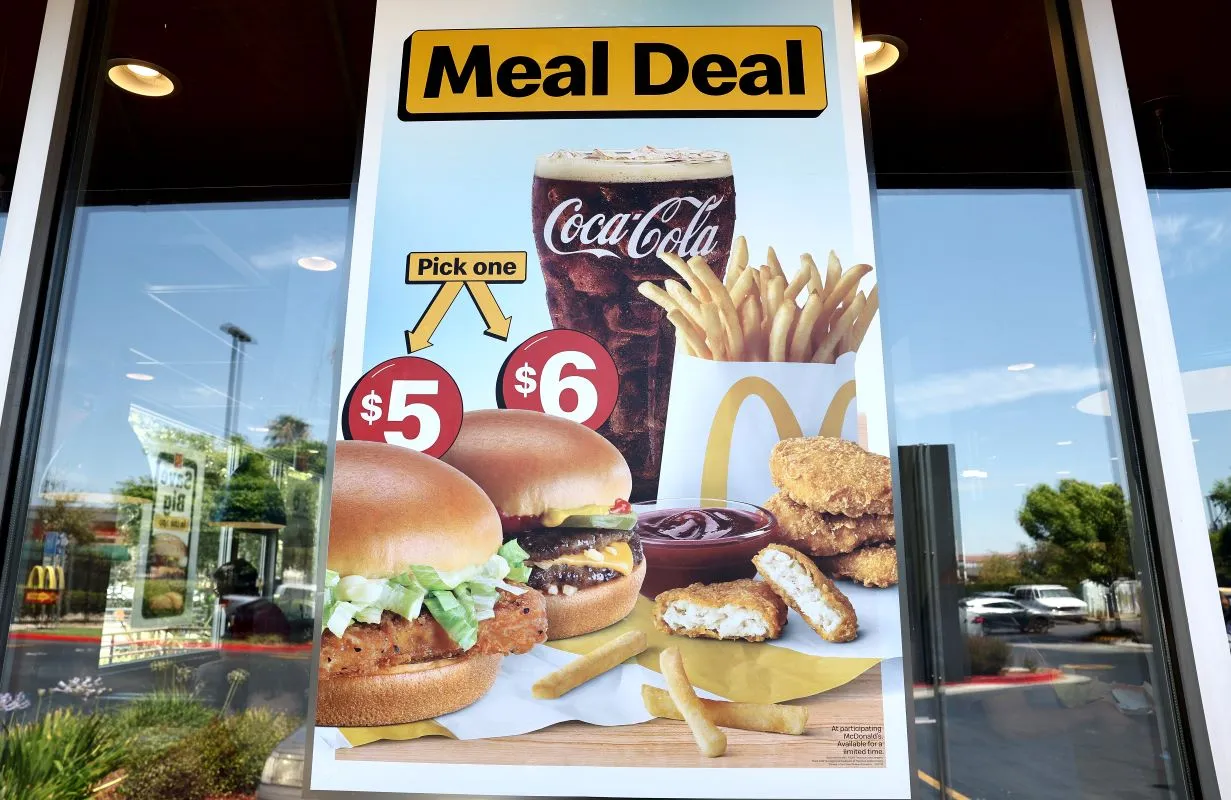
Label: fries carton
xmin=658 ymin=349 xmax=858 ymax=503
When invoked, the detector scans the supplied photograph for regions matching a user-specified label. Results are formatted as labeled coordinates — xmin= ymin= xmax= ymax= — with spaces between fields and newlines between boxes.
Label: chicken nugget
xmin=816 ymin=544 xmax=898 ymax=588
xmin=766 ymin=492 xmax=895 ymax=557
xmin=654 ymin=579 xmax=787 ymax=642
xmin=770 ymin=437 xmax=893 ymax=517
xmin=754 ymin=544 xmax=857 ymax=643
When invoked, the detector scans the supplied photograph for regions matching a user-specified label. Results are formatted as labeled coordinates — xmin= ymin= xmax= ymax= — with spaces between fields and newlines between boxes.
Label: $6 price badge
xmin=343 ymin=357 xmax=463 ymax=457
xmin=498 ymin=329 xmax=619 ymax=430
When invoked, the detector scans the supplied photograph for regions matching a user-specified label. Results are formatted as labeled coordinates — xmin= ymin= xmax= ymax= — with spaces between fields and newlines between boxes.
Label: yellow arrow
xmin=406 ymin=282 xmax=464 ymax=353
xmin=466 ymin=282 xmax=512 ymax=340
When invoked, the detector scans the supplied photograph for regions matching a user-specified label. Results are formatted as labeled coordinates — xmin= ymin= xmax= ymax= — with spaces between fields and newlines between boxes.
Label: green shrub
xmin=966 ymin=635 xmax=1011 ymax=676
xmin=120 ymin=708 xmax=298 ymax=800
xmin=112 ymin=694 xmax=217 ymax=764
xmin=0 ymin=709 xmax=129 ymax=800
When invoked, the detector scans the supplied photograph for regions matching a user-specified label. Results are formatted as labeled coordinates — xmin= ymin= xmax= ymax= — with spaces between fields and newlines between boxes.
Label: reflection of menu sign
xmin=153 ymin=452 xmax=197 ymax=535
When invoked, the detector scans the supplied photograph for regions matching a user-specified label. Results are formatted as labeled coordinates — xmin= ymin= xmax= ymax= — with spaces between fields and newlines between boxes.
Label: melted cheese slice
xmin=539 ymin=504 xmax=615 ymax=527
xmin=535 ymin=541 xmax=634 ymax=576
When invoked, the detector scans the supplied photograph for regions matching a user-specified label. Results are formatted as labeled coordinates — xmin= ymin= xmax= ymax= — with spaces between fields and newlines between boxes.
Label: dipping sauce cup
xmin=632 ymin=498 xmax=777 ymax=599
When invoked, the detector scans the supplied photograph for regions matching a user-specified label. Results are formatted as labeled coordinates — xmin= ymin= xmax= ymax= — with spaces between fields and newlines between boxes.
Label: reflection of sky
xmin=7 ymin=187 xmax=1229 ymax=556
xmin=22 ymin=202 xmax=350 ymax=495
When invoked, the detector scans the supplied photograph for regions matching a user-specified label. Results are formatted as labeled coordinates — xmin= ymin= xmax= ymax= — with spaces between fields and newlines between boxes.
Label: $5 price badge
xmin=497 ymin=329 xmax=618 ymax=430
xmin=343 ymin=356 xmax=463 ymax=457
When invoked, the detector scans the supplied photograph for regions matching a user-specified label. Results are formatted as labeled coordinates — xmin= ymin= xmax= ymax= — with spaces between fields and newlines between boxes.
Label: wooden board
xmin=339 ymin=665 xmax=884 ymax=769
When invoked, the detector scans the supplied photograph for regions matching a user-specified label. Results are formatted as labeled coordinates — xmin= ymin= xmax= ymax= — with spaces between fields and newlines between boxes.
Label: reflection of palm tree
xmin=266 ymin=415 xmax=310 ymax=448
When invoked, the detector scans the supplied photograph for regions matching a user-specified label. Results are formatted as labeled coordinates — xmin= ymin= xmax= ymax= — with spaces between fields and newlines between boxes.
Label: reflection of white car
xmin=1012 ymin=584 xmax=1088 ymax=622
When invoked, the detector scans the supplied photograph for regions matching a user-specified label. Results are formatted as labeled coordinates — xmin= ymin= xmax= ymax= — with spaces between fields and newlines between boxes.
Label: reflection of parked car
xmin=1012 ymin=584 xmax=1089 ymax=622
xmin=258 ymin=725 xmax=305 ymax=798
xmin=273 ymin=583 xmax=316 ymax=641
xmin=961 ymin=597 xmax=1053 ymax=634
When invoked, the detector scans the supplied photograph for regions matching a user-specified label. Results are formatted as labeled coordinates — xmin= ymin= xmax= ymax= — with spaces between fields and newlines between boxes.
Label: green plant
xmin=966 ymin=635 xmax=1011 ymax=676
xmin=120 ymin=709 xmax=298 ymax=800
xmin=0 ymin=708 xmax=128 ymax=800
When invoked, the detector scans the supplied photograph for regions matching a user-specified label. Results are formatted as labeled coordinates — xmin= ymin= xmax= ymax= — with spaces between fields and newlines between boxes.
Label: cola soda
xmin=531 ymin=147 xmax=736 ymax=501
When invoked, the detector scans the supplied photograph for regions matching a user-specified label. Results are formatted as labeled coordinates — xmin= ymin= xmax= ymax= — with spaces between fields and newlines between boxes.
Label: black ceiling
xmin=1 ymin=0 xmax=1228 ymax=204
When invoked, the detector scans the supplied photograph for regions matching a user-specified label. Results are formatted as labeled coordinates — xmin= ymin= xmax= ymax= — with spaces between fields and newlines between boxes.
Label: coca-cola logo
xmin=543 ymin=195 xmax=727 ymax=259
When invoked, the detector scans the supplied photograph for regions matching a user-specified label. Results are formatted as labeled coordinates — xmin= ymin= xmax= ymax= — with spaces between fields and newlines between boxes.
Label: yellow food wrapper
xmin=550 ymin=597 xmax=878 ymax=704
xmin=658 ymin=350 xmax=858 ymax=501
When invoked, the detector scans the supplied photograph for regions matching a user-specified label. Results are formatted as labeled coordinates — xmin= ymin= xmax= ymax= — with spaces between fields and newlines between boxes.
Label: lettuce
xmin=425 ymin=591 xmax=477 ymax=650
xmin=321 ymin=540 xmax=532 ymax=646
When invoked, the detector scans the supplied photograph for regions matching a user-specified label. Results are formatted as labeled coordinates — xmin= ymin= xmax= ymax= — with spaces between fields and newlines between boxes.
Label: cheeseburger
xmin=442 ymin=409 xmax=644 ymax=639
xmin=316 ymin=441 xmax=547 ymax=727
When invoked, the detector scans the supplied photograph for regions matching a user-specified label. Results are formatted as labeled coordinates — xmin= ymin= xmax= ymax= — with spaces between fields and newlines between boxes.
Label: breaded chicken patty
xmin=754 ymin=544 xmax=858 ymax=643
xmin=766 ymin=492 xmax=895 ymax=557
xmin=653 ymin=579 xmax=787 ymax=642
xmin=770 ymin=437 xmax=893 ymax=517
xmin=816 ymin=544 xmax=899 ymax=588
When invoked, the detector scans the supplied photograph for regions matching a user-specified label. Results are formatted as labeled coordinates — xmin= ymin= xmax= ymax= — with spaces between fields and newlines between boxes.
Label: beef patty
xmin=514 ymin=527 xmax=644 ymax=591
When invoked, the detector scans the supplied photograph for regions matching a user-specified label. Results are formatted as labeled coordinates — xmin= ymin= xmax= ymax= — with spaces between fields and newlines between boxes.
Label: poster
xmin=129 ymin=407 xmax=204 ymax=628
xmin=308 ymin=1 xmax=909 ymax=797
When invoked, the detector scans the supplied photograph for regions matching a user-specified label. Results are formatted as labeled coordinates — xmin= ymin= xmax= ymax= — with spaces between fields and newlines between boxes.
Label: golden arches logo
xmin=26 ymin=565 xmax=65 ymax=591
xmin=700 ymin=377 xmax=857 ymax=499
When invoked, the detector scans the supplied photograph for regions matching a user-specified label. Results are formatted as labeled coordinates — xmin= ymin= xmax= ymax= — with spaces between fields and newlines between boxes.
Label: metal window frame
xmin=0 ymin=0 xmax=90 ymax=662
xmin=1067 ymin=1 xmax=1231 ymax=796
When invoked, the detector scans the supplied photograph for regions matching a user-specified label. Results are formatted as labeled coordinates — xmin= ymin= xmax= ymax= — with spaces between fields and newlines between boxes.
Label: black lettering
xmin=418 ymin=257 xmax=434 ymax=275
xmin=739 ymin=54 xmax=784 ymax=95
xmin=635 ymin=43 xmax=688 ymax=95
xmin=786 ymin=40 xmax=805 ymax=95
xmin=692 ymin=54 xmax=736 ymax=95
xmin=423 ymin=45 xmax=492 ymax=98
xmin=592 ymin=41 xmax=608 ymax=95
xmin=497 ymin=55 xmax=541 ymax=98
xmin=543 ymin=54 xmax=586 ymax=97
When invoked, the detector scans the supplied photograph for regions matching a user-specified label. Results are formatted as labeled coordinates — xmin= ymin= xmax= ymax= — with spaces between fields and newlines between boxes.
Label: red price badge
xmin=343 ymin=357 xmax=463 ymax=457
xmin=497 ymin=329 xmax=619 ymax=430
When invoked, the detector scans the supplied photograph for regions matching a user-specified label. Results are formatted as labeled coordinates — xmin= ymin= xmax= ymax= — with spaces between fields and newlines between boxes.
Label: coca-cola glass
xmin=531 ymin=148 xmax=736 ymax=501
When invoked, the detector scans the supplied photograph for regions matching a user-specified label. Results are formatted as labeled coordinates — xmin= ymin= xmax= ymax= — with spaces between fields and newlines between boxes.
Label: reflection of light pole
xmin=218 ymin=324 xmax=254 ymax=599
xmin=220 ymin=323 xmax=254 ymax=443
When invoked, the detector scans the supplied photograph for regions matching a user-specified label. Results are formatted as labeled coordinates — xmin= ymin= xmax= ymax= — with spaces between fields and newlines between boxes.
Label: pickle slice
xmin=555 ymin=513 xmax=637 ymax=531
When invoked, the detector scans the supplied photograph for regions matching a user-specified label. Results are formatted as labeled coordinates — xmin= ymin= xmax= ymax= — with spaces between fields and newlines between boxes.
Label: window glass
xmin=1115 ymin=0 xmax=1231 ymax=654
xmin=864 ymin=0 xmax=1189 ymax=796
xmin=0 ymin=2 xmax=49 ymax=245
xmin=0 ymin=1 xmax=374 ymax=797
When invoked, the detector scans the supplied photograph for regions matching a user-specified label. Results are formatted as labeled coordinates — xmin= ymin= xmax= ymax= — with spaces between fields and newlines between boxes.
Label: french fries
xmin=660 ymin=647 xmax=726 ymax=757
xmin=641 ymin=685 xmax=809 ymax=735
xmin=532 ymin=631 xmax=648 ymax=699
xmin=638 ymin=236 xmax=879 ymax=363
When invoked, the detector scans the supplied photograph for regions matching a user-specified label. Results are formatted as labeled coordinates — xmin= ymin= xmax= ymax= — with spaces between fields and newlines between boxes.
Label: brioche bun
xmin=441 ymin=409 xmax=632 ymax=516
xmin=315 ymin=653 xmax=501 ymax=727
xmin=327 ymin=440 xmax=502 ymax=577
xmin=544 ymin=559 xmax=646 ymax=640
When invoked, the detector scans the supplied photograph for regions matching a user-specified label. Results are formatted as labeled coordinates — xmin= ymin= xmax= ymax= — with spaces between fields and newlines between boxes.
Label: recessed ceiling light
xmin=248 ymin=426 xmax=270 ymax=433
xmin=961 ymin=469 xmax=988 ymax=479
xmin=1057 ymin=470 xmax=1071 ymax=476
xmin=125 ymin=372 xmax=154 ymax=381
xmin=1014 ymin=482 xmax=1030 ymax=487
xmin=1192 ymin=438 xmax=1200 ymax=444
xmin=862 ymin=35 xmax=906 ymax=76
xmin=1007 ymin=362 xmax=1036 ymax=372
xmin=1056 ymin=440 xmax=1073 ymax=446
xmin=297 ymin=256 xmax=338 ymax=272
xmin=106 ymin=59 xmax=177 ymax=97
xmin=1110 ymin=456 xmax=1120 ymax=461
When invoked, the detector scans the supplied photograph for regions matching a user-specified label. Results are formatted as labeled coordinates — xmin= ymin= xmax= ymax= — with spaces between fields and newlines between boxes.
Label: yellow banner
xmin=401 ymin=26 xmax=826 ymax=120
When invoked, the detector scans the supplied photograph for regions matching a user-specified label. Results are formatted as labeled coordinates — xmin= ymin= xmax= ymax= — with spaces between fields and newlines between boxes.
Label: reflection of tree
xmin=1208 ymin=478 xmax=1231 ymax=585
xmin=266 ymin=414 xmax=310 ymax=447
xmin=37 ymin=478 xmax=98 ymax=545
xmin=974 ymin=553 xmax=1023 ymax=586
xmin=1017 ymin=479 xmax=1133 ymax=585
